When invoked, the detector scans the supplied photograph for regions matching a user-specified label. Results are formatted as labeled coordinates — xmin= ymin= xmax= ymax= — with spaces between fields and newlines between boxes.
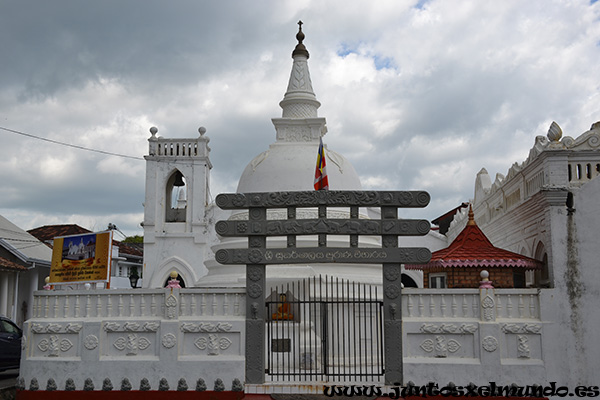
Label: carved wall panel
xmin=404 ymin=322 xmax=479 ymax=359
xmin=35 ymin=335 xmax=76 ymax=358
xmin=500 ymin=323 xmax=542 ymax=360
xmin=29 ymin=323 xmax=82 ymax=359
xmin=101 ymin=320 xmax=159 ymax=359
xmin=179 ymin=321 xmax=242 ymax=359
xmin=406 ymin=332 xmax=476 ymax=359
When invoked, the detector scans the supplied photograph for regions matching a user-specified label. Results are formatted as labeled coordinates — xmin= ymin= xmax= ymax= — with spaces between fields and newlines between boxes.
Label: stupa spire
xmin=279 ymin=21 xmax=321 ymax=119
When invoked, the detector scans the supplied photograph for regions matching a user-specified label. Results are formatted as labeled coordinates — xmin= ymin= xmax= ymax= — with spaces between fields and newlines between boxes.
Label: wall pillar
xmin=12 ymin=272 xmax=19 ymax=321
xmin=28 ymin=268 xmax=39 ymax=318
xmin=0 ymin=272 xmax=9 ymax=317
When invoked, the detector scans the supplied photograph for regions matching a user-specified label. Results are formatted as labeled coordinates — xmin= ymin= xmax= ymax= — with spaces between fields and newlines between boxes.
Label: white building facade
xmin=448 ymin=120 xmax=600 ymax=387
xmin=0 ymin=215 xmax=51 ymax=327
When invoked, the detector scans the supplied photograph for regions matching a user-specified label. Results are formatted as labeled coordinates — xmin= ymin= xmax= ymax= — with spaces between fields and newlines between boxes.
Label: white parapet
xmin=401 ymin=288 xmax=546 ymax=387
xmin=20 ymin=288 xmax=246 ymax=392
xmin=20 ymin=287 xmax=549 ymax=391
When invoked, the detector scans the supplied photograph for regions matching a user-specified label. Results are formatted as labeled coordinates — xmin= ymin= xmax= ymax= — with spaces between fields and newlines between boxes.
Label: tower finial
xmin=292 ymin=21 xmax=309 ymax=58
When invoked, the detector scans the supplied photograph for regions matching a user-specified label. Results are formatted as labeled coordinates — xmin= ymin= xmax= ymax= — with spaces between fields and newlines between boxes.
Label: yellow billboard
xmin=49 ymin=231 xmax=113 ymax=284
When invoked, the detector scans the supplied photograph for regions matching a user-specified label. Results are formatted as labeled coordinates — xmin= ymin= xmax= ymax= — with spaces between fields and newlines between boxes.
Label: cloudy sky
xmin=1 ymin=0 xmax=599 ymax=238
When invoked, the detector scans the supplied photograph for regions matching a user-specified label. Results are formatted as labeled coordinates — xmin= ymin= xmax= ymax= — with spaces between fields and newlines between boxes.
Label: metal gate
xmin=215 ymin=190 xmax=432 ymax=384
xmin=266 ymin=275 xmax=384 ymax=382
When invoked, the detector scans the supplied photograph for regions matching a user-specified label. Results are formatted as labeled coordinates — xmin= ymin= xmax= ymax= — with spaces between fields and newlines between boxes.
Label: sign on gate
xmin=215 ymin=190 xmax=432 ymax=385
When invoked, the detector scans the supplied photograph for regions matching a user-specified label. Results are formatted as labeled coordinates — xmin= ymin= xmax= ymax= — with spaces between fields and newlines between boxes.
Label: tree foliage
xmin=122 ymin=235 xmax=143 ymax=244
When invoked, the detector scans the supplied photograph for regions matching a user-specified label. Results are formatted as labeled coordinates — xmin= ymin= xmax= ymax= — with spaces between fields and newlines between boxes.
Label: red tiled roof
xmin=28 ymin=224 xmax=143 ymax=257
xmin=406 ymin=206 xmax=542 ymax=270
xmin=0 ymin=256 xmax=27 ymax=271
xmin=28 ymin=224 xmax=91 ymax=245
xmin=118 ymin=242 xmax=143 ymax=257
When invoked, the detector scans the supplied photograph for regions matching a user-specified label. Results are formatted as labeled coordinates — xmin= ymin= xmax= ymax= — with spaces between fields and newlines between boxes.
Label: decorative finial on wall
xmin=547 ymin=121 xmax=562 ymax=142
xmin=479 ymin=270 xmax=494 ymax=289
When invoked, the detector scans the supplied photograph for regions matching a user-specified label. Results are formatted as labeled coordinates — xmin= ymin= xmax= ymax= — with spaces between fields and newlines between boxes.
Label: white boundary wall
xmin=19 ymin=287 xmax=557 ymax=392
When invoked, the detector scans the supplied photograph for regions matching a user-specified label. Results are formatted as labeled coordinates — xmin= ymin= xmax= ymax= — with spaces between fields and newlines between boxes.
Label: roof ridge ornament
xmin=467 ymin=204 xmax=476 ymax=226
xmin=292 ymin=20 xmax=309 ymax=59
xmin=547 ymin=121 xmax=562 ymax=142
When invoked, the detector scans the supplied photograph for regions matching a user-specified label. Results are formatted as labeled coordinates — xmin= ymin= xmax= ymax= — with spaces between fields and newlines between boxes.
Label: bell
xmin=173 ymin=171 xmax=185 ymax=187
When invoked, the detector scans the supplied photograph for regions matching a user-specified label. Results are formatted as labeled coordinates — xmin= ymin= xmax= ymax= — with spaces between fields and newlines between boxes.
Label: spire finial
xmin=292 ymin=21 xmax=309 ymax=58
xmin=467 ymin=204 xmax=476 ymax=226
xmin=296 ymin=20 xmax=304 ymax=43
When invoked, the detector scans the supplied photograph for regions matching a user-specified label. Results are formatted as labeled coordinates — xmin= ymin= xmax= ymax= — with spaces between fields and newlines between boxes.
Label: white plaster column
xmin=11 ymin=272 xmax=19 ymax=321
xmin=29 ymin=267 xmax=39 ymax=318
xmin=0 ymin=272 xmax=8 ymax=317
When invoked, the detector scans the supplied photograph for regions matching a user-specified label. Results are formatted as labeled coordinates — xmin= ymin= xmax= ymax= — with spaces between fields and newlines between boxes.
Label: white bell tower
xmin=142 ymin=126 xmax=212 ymax=288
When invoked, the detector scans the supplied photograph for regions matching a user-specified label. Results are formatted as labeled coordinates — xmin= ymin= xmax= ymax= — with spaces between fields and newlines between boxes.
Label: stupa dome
xmin=236 ymin=21 xmax=362 ymax=193
xmin=237 ymin=144 xmax=362 ymax=192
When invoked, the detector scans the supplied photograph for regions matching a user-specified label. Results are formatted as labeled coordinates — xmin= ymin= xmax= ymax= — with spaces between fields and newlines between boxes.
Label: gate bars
xmin=266 ymin=275 xmax=383 ymax=382
xmin=214 ymin=190 xmax=432 ymax=385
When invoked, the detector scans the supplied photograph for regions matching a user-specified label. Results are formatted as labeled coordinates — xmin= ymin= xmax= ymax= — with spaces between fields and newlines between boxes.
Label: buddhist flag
xmin=314 ymin=137 xmax=329 ymax=190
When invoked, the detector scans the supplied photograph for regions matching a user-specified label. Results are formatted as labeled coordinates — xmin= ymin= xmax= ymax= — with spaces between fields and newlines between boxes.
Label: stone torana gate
xmin=214 ymin=191 xmax=432 ymax=385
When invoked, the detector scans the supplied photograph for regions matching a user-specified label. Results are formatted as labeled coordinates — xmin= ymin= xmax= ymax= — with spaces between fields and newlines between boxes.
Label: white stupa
xmin=198 ymin=23 xmax=439 ymax=288
xmin=142 ymin=22 xmax=444 ymax=289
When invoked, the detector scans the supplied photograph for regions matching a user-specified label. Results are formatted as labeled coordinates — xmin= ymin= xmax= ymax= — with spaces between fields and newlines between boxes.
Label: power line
xmin=0 ymin=125 xmax=217 ymax=168
xmin=0 ymin=125 xmax=144 ymax=161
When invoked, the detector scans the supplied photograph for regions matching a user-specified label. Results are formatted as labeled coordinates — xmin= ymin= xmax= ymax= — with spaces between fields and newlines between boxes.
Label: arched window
xmin=401 ymin=274 xmax=419 ymax=288
xmin=165 ymin=170 xmax=187 ymax=222
xmin=534 ymin=242 xmax=550 ymax=288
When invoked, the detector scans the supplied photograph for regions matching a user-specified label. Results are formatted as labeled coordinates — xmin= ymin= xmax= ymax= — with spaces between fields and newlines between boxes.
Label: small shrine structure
xmin=406 ymin=206 xmax=542 ymax=288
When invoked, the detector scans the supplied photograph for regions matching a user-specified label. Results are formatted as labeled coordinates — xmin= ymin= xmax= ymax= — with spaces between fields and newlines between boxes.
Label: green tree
xmin=122 ymin=235 xmax=143 ymax=244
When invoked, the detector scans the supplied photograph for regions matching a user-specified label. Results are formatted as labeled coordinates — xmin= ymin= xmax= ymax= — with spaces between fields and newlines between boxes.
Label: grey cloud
xmin=1 ymin=0 xmax=599 ymax=236
xmin=1 ymin=1 xmax=293 ymax=99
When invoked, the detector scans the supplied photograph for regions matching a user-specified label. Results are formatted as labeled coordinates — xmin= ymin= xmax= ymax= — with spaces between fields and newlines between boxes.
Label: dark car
xmin=0 ymin=317 xmax=22 ymax=371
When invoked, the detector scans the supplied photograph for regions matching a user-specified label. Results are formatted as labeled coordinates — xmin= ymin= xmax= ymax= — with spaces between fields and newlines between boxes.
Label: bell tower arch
xmin=142 ymin=126 xmax=212 ymax=288
xmin=165 ymin=169 xmax=187 ymax=222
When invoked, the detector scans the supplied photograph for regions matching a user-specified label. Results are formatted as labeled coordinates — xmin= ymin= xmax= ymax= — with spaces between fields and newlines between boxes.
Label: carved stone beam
xmin=216 ymin=219 xmax=431 ymax=237
xmin=215 ymin=190 xmax=430 ymax=209
xmin=216 ymin=247 xmax=432 ymax=265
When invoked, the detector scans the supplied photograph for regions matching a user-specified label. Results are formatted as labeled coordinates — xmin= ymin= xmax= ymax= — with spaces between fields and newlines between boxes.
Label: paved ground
xmin=0 ymin=369 xmax=18 ymax=400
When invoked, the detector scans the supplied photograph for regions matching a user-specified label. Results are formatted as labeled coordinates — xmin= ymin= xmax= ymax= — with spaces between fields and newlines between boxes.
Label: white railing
xmin=526 ymin=170 xmax=545 ymax=197
xmin=494 ymin=289 xmax=540 ymax=320
xmin=402 ymin=289 xmax=481 ymax=319
xmin=32 ymin=288 xmax=246 ymax=319
xmin=402 ymin=288 xmax=540 ymax=321
xmin=156 ymin=140 xmax=199 ymax=157
xmin=568 ymin=161 xmax=600 ymax=184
